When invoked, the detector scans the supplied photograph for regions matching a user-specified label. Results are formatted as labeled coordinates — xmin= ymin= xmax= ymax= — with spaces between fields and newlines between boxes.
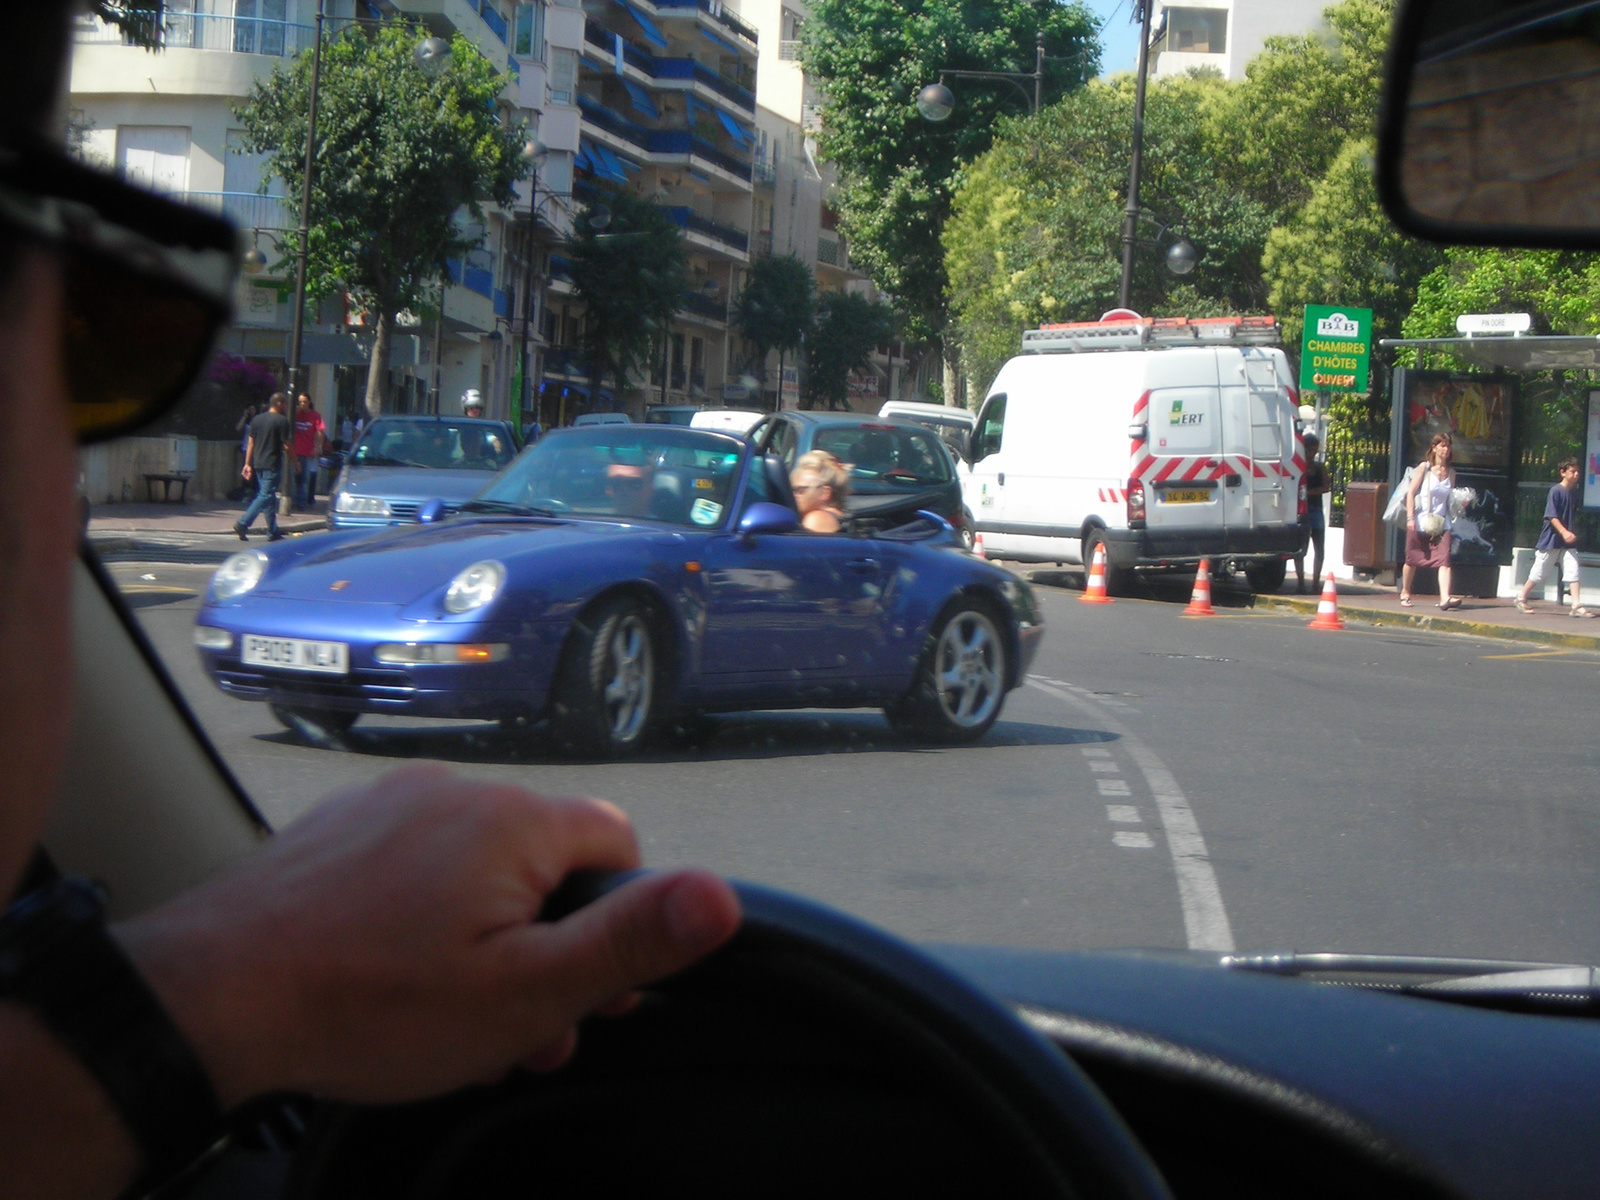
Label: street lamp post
xmin=286 ymin=0 xmax=326 ymax=402
xmin=1118 ymin=0 xmax=1155 ymax=309
xmin=916 ymin=31 xmax=1046 ymax=120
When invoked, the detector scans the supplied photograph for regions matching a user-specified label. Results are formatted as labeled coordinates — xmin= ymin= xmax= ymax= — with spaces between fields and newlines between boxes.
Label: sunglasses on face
xmin=0 ymin=138 xmax=240 ymax=444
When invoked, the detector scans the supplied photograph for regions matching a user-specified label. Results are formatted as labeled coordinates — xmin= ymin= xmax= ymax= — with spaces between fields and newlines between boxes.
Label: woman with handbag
xmin=1401 ymin=432 xmax=1459 ymax=609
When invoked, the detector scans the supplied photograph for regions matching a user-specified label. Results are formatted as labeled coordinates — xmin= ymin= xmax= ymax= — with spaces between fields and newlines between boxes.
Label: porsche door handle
xmin=847 ymin=557 xmax=880 ymax=573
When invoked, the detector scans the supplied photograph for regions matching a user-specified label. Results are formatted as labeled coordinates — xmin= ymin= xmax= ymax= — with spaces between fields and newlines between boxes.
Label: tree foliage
xmin=802 ymin=0 xmax=1099 ymax=342
xmin=944 ymin=74 xmax=1272 ymax=392
xmin=734 ymin=255 xmax=815 ymax=406
xmin=91 ymin=1 xmax=162 ymax=48
xmin=805 ymin=292 xmax=895 ymax=410
xmin=234 ymin=25 xmax=526 ymax=416
xmin=568 ymin=191 xmax=689 ymax=408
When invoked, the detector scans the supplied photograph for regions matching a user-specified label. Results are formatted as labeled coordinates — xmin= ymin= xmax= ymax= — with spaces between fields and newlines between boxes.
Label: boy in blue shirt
xmin=1516 ymin=458 xmax=1591 ymax=616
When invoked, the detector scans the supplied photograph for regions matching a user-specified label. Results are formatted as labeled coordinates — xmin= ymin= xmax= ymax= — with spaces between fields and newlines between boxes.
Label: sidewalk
xmin=87 ymin=500 xmax=327 ymax=559
xmin=1255 ymin=577 xmax=1600 ymax=652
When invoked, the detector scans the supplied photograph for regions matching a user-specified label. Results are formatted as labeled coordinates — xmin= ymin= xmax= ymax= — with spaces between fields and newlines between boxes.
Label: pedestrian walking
xmin=292 ymin=393 xmax=326 ymax=509
xmin=1295 ymin=433 xmax=1329 ymax=594
xmin=235 ymin=392 xmax=295 ymax=541
xmin=1401 ymin=432 xmax=1459 ymax=610
xmin=1516 ymin=457 xmax=1592 ymax=617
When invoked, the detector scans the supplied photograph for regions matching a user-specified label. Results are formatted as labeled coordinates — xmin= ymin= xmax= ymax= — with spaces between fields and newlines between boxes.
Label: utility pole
xmin=1118 ymin=0 xmax=1153 ymax=310
xmin=286 ymin=0 xmax=325 ymax=400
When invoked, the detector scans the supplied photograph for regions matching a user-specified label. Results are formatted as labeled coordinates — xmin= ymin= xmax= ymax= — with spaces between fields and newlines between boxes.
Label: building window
xmin=1165 ymin=7 xmax=1226 ymax=54
xmin=116 ymin=126 xmax=191 ymax=194
xmin=549 ymin=47 xmax=577 ymax=104
xmin=514 ymin=2 xmax=544 ymax=60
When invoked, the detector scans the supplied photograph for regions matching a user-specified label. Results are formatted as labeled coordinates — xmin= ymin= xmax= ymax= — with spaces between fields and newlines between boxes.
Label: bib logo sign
xmin=1299 ymin=304 xmax=1372 ymax=394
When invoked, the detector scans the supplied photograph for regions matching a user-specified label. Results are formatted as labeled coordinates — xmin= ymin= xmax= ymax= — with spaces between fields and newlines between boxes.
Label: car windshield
xmin=814 ymin=425 xmax=953 ymax=486
xmin=470 ymin=428 xmax=744 ymax=527
xmin=81 ymin=0 xmax=1600 ymax=979
xmin=350 ymin=420 xmax=516 ymax=471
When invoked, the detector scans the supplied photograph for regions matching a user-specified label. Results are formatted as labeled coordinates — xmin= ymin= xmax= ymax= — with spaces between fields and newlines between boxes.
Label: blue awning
xmin=581 ymin=140 xmax=628 ymax=183
xmin=617 ymin=0 xmax=668 ymax=49
xmin=574 ymin=145 xmax=593 ymax=172
xmin=622 ymin=78 xmax=659 ymax=119
xmin=699 ymin=27 xmax=743 ymax=56
xmin=714 ymin=107 xmax=751 ymax=145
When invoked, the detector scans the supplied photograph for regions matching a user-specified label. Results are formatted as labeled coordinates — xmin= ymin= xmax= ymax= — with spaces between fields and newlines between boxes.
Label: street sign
xmin=1299 ymin=305 xmax=1373 ymax=394
xmin=1457 ymin=312 xmax=1531 ymax=335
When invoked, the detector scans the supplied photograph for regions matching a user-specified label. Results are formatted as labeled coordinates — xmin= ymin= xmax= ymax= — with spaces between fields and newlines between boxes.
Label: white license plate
xmin=242 ymin=635 xmax=349 ymax=675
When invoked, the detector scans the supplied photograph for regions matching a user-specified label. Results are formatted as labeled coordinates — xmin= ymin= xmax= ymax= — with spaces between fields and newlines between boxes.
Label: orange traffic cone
xmin=1307 ymin=571 xmax=1345 ymax=631
xmin=1182 ymin=558 xmax=1216 ymax=617
xmin=1080 ymin=543 xmax=1114 ymax=604
xmin=972 ymin=531 xmax=987 ymax=560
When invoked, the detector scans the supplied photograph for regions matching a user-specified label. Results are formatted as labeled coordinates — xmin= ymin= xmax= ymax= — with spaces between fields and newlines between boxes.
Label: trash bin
xmin=1343 ymin=481 xmax=1391 ymax=569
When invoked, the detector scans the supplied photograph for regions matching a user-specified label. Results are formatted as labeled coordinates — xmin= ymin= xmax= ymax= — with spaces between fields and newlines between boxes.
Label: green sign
xmin=1299 ymin=304 xmax=1372 ymax=394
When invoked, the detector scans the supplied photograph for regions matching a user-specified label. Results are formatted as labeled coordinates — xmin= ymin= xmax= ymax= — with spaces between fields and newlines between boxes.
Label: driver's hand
xmin=115 ymin=763 xmax=740 ymax=1108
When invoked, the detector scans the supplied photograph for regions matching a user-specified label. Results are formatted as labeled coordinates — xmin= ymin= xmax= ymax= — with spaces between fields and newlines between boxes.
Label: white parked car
xmin=878 ymin=400 xmax=976 ymax=458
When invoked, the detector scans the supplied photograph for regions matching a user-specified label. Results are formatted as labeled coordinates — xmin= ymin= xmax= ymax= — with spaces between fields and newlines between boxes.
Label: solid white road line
xmin=1030 ymin=677 xmax=1236 ymax=953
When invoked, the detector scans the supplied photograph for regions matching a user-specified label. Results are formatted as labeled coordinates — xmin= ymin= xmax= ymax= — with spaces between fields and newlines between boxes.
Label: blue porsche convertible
xmin=194 ymin=425 xmax=1043 ymax=756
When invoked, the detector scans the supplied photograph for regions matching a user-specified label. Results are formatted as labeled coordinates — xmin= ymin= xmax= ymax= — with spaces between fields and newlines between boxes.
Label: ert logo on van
xmin=1170 ymin=399 xmax=1203 ymax=426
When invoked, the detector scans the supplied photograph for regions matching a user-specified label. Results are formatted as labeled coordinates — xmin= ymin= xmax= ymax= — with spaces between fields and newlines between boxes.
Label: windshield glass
xmin=79 ymin=0 xmax=1600 ymax=976
xmin=472 ymin=428 xmax=744 ymax=526
xmin=350 ymin=419 xmax=517 ymax=471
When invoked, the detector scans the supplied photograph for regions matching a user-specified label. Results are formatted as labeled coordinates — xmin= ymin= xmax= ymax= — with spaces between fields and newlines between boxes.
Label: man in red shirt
xmin=292 ymin=393 xmax=326 ymax=510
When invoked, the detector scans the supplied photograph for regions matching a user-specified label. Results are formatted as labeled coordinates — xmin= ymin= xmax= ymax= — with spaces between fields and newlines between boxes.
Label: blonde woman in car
xmin=791 ymin=450 xmax=851 ymax=533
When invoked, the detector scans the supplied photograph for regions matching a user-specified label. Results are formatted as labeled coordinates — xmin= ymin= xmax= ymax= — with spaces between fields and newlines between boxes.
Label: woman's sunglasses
xmin=0 ymin=138 xmax=240 ymax=443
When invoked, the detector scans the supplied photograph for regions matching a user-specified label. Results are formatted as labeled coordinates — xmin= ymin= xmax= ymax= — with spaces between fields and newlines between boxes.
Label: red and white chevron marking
xmin=1096 ymin=486 xmax=1129 ymax=504
xmin=1127 ymin=452 xmax=1297 ymax=484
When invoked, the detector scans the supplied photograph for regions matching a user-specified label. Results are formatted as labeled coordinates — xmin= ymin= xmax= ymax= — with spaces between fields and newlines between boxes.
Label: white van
xmin=572 ymin=412 xmax=632 ymax=427
xmin=689 ymin=408 xmax=766 ymax=435
xmin=962 ymin=314 xmax=1305 ymax=592
xmin=878 ymin=400 xmax=976 ymax=458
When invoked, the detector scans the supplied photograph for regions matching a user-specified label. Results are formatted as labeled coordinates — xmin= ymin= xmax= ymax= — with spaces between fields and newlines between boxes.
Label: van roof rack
xmin=1021 ymin=315 xmax=1281 ymax=354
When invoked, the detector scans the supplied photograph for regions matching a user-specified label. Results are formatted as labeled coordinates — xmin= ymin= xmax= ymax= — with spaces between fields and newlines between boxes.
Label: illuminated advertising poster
xmin=1405 ymin=372 xmax=1514 ymax=470
xmin=1587 ymin=391 xmax=1600 ymax=508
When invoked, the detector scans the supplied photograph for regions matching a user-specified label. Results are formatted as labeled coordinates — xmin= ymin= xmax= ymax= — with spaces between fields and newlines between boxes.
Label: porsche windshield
xmin=471 ymin=428 xmax=745 ymax=527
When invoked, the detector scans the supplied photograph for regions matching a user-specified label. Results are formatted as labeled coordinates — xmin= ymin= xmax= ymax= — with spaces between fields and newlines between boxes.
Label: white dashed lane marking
xmin=1105 ymin=805 xmax=1141 ymax=824
xmin=1089 ymin=760 xmax=1119 ymax=773
xmin=1031 ymin=676 xmax=1236 ymax=952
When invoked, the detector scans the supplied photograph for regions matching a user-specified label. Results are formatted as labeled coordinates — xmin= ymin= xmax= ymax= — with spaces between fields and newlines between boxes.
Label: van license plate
xmin=242 ymin=635 xmax=349 ymax=675
xmin=1161 ymin=488 xmax=1212 ymax=504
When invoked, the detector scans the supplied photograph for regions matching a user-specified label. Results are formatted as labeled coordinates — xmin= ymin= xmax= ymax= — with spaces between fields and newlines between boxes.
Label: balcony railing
xmin=479 ymin=2 xmax=509 ymax=44
xmin=577 ymin=97 xmax=753 ymax=181
xmin=654 ymin=0 xmax=758 ymax=47
xmin=446 ymin=258 xmax=497 ymax=299
xmin=664 ymin=206 xmax=748 ymax=252
xmin=183 ymin=191 xmax=292 ymax=231
xmin=75 ymin=11 xmax=327 ymax=57
xmin=816 ymin=235 xmax=841 ymax=267
xmin=679 ymin=291 xmax=727 ymax=320
xmin=494 ymin=289 xmax=510 ymax=317
xmin=549 ymin=255 xmax=574 ymax=282
xmin=583 ymin=21 xmax=755 ymax=110
xmin=752 ymin=157 xmax=776 ymax=184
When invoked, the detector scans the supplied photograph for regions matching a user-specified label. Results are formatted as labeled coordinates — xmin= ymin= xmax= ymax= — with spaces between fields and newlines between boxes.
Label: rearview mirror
xmin=1379 ymin=0 xmax=1600 ymax=246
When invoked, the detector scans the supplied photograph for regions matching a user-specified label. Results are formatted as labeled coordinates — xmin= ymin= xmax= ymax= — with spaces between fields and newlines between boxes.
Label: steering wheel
xmin=283 ymin=875 xmax=1171 ymax=1200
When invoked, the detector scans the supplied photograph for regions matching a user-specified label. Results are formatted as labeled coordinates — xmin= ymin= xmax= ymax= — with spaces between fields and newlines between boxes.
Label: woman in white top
xmin=1402 ymin=432 xmax=1458 ymax=609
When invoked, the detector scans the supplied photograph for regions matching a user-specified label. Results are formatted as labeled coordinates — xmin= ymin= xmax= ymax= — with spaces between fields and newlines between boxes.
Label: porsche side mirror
xmin=417 ymin=498 xmax=448 ymax=524
xmin=1378 ymin=0 xmax=1600 ymax=247
xmin=737 ymin=502 xmax=800 ymax=542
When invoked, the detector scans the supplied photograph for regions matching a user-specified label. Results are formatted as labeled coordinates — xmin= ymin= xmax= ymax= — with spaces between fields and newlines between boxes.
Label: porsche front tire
xmin=888 ymin=601 xmax=1008 ymax=744
xmin=550 ymin=597 xmax=660 ymax=758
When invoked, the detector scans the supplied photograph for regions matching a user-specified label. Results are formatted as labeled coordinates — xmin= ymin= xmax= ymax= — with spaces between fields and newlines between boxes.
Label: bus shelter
xmin=1377 ymin=330 xmax=1600 ymax=599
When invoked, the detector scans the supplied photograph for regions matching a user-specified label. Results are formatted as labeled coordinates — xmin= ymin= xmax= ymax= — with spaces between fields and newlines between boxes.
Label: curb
xmin=1253 ymin=595 xmax=1600 ymax=652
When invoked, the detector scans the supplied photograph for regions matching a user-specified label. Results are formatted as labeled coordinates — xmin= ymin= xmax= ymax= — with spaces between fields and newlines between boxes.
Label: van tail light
xmin=1127 ymin=478 xmax=1146 ymax=528
xmin=1298 ymin=477 xmax=1308 ymax=517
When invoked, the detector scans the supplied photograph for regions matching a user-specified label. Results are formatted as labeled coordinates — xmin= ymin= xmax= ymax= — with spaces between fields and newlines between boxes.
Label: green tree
xmin=92 ymin=1 xmax=162 ymax=47
xmin=802 ymin=0 xmax=1099 ymax=390
xmin=805 ymin=292 xmax=895 ymax=410
xmin=567 ymin=191 xmax=689 ymax=410
xmin=734 ymin=255 xmax=814 ymax=409
xmin=943 ymin=73 xmax=1272 ymax=393
xmin=235 ymin=25 xmax=526 ymax=417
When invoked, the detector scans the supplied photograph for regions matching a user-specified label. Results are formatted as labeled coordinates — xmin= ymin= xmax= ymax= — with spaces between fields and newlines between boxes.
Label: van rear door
xmin=1219 ymin=349 xmax=1297 ymax=531
xmin=1146 ymin=366 xmax=1224 ymax=539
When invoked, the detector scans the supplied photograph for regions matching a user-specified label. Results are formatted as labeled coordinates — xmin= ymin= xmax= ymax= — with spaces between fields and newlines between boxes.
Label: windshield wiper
xmin=353 ymin=454 xmax=426 ymax=469
xmin=1221 ymin=952 xmax=1600 ymax=1014
xmin=459 ymin=499 xmax=559 ymax=517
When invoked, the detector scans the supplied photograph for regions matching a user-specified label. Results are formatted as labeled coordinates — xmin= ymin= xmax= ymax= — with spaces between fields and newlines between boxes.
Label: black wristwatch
xmin=0 ymin=876 xmax=224 ymax=1189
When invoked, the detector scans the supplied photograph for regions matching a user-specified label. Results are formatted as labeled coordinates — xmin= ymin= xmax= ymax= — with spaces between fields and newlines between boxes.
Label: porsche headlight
xmin=335 ymin=493 xmax=390 ymax=516
xmin=211 ymin=551 xmax=267 ymax=602
xmin=444 ymin=560 xmax=506 ymax=614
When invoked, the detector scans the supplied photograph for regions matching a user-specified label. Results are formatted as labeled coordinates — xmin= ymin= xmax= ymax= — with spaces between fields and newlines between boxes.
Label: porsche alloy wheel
xmin=889 ymin=602 xmax=1007 ymax=744
xmin=551 ymin=598 xmax=660 ymax=757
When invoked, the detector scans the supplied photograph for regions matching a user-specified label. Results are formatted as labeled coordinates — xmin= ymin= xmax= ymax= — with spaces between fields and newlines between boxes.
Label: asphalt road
xmin=110 ymin=556 xmax=1600 ymax=967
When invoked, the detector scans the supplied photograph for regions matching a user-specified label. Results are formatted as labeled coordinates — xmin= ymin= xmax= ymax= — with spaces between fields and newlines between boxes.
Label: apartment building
xmin=68 ymin=0 xmax=572 ymax=432
xmin=1149 ymin=0 xmax=1329 ymax=80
